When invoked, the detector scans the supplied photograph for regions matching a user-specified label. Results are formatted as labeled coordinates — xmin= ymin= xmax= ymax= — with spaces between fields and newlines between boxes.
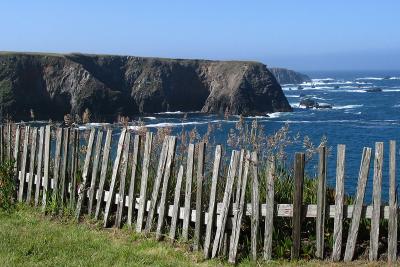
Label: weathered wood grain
xmin=26 ymin=127 xmax=37 ymax=203
xmin=250 ymin=151 xmax=259 ymax=261
xmin=94 ymin=128 xmax=112 ymax=220
xmin=156 ymin=136 xmax=176 ymax=240
xmin=332 ymin=144 xmax=346 ymax=261
xmin=34 ymin=127 xmax=45 ymax=207
xmin=13 ymin=125 xmax=20 ymax=174
xmin=193 ymin=141 xmax=205 ymax=251
xmin=103 ymin=128 xmax=126 ymax=226
xmin=41 ymin=125 xmax=51 ymax=212
xmin=169 ymin=164 xmax=184 ymax=240
xmin=115 ymin=132 xmax=131 ymax=228
xmin=51 ymin=128 xmax=63 ymax=205
xmin=69 ymin=129 xmax=79 ymax=209
xmin=203 ymin=145 xmax=222 ymax=259
xmin=59 ymin=128 xmax=70 ymax=205
xmin=344 ymin=147 xmax=372 ymax=262
xmin=136 ymin=132 xmax=153 ymax=232
xmin=316 ymin=146 xmax=327 ymax=259
xmin=75 ymin=128 xmax=96 ymax=219
xmin=263 ymin=155 xmax=275 ymax=261
xmin=182 ymin=143 xmax=194 ymax=241
xmin=369 ymin=142 xmax=383 ymax=261
xmin=88 ymin=130 xmax=103 ymax=216
xmin=127 ymin=135 xmax=140 ymax=227
xmin=18 ymin=126 xmax=30 ymax=202
xmin=144 ymin=136 xmax=169 ymax=232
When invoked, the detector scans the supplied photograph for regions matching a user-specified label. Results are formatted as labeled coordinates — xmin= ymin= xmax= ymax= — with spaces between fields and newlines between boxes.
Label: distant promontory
xmin=0 ymin=52 xmax=292 ymax=121
xmin=270 ymin=67 xmax=311 ymax=84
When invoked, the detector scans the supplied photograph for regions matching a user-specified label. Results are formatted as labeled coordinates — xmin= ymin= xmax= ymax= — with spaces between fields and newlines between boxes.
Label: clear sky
xmin=1 ymin=0 xmax=399 ymax=71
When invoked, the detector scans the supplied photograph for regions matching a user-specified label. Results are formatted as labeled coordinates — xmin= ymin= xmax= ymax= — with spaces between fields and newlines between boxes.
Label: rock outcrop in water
xmin=0 ymin=52 xmax=292 ymax=121
xmin=270 ymin=67 xmax=311 ymax=84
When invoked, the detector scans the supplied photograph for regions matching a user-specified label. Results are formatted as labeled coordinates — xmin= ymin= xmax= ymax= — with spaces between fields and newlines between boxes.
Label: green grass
xmin=0 ymin=206 xmax=384 ymax=267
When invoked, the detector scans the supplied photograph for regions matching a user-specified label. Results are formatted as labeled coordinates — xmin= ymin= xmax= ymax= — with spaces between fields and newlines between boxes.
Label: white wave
xmin=383 ymin=89 xmax=400 ymax=92
xmin=355 ymin=77 xmax=384 ymax=81
xmin=267 ymin=112 xmax=286 ymax=118
xmin=389 ymin=77 xmax=400 ymax=80
xmin=393 ymin=104 xmax=400 ymax=108
xmin=333 ymin=104 xmax=363 ymax=110
xmin=155 ymin=111 xmax=184 ymax=114
xmin=144 ymin=116 xmax=157 ymax=120
xmin=286 ymin=95 xmax=300 ymax=98
xmin=129 ymin=119 xmax=237 ymax=129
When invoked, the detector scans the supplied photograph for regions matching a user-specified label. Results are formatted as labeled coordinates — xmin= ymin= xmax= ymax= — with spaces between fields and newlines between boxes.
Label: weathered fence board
xmin=26 ymin=127 xmax=37 ymax=203
xmin=344 ymin=147 xmax=372 ymax=262
xmin=332 ymin=144 xmax=346 ymax=261
xmin=41 ymin=125 xmax=51 ymax=212
xmin=69 ymin=129 xmax=79 ymax=209
xmin=316 ymin=146 xmax=327 ymax=259
xmin=388 ymin=140 xmax=397 ymax=263
xmin=59 ymin=128 xmax=70 ymax=205
xmin=194 ymin=141 xmax=205 ymax=251
xmin=116 ymin=132 xmax=131 ymax=228
xmin=263 ymin=155 xmax=275 ymax=261
xmin=250 ymin=151 xmax=259 ymax=261
xmin=34 ymin=127 xmax=44 ymax=207
xmin=88 ymin=130 xmax=103 ymax=216
xmin=182 ymin=143 xmax=195 ymax=241
xmin=169 ymin=164 xmax=184 ymax=240
xmin=18 ymin=126 xmax=29 ymax=202
xmin=51 ymin=128 xmax=63 ymax=205
xmin=127 ymin=134 xmax=140 ymax=227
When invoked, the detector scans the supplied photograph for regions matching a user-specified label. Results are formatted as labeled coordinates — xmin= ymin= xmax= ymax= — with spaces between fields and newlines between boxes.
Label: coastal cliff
xmin=0 ymin=52 xmax=292 ymax=121
xmin=270 ymin=67 xmax=311 ymax=84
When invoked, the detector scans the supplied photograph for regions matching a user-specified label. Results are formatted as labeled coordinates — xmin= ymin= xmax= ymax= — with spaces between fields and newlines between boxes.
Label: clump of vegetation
xmin=0 ymin=160 xmax=15 ymax=212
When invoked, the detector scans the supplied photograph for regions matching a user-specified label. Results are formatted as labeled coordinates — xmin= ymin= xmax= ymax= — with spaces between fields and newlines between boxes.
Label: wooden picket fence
xmin=0 ymin=123 xmax=398 ymax=263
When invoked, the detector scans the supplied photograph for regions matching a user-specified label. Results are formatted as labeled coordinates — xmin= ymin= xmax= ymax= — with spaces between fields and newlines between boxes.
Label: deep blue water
xmin=122 ymin=70 xmax=400 ymax=203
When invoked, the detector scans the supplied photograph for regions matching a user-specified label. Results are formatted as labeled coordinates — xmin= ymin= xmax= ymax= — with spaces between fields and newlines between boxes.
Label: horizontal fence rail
xmin=0 ymin=123 xmax=398 ymax=263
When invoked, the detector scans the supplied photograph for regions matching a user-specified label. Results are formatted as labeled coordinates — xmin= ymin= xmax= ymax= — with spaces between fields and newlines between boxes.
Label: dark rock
xmin=269 ymin=67 xmax=311 ymax=84
xmin=299 ymin=98 xmax=317 ymax=108
xmin=364 ymin=88 xmax=382 ymax=92
xmin=0 ymin=52 xmax=292 ymax=121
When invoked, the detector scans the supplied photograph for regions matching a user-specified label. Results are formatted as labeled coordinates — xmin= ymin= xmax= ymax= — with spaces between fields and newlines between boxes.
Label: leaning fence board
xmin=103 ymin=128 xmax=126 ymax=226
xmin=194 ymin=141 xmax=205 ymax=251
xmin=182 ymin=143 xmax=194 ymax=241
xmin=51 ymin=128 xmax=63 ymax=204
xmin=136 ymin=132 xmax=153 ymax=232
xmin=316 ymin=146 xmax=327 ymax=259
xmin=228 ymin=150 xmax=250 ymax=263
xmin=144 ymin=137 xmax=169 ymax=232
xmin=388 ymin=140 xmax=397 ymax=263
xmin=211 ymin=150 xmax=239 ymax=258
xmin=18 ymin=126 xmax=30 ymax=202
xmin=127 ymin=135 xmax=140 ymax=227
xmin=34 ymin=127 xmax=45 ymax=207
xmin=75 ymin=128 xmax=96 ymax=219
xmin=59 ymin=128 xmax=70 ymax=205
xmin=263 ymin=155 xmax=275 ymax=261
xmin=41 ymin=125 xmax=51 ymax=212
xmin=156 ymin=136 xmax=177 ymax=240
xmin=291 ymin=152 xmax=305 ymax=260
xmin=169 ymin=164 xmax=184 ymax=240
xmin=344 ymin=147 xmax=372 ymax=262
xmin=115 ymin=132 xmax=131 ymax=228
xmin=88 ymin=130 xmax=103 ymax=216
xmin=250 ymin=151 xmax=259 ymax=261
xmin=369 ymin=142 xmax=383 ymax=261
xmin=26 ymin=128 xmax=38 ymax=203
xmin=7 ymin=124 xmax=12 ymax=161
xmin=332 ymin=144 xmax=346 ymax=261
xmin=94 ymin=129 xmax=112 ymax=220
xmin=204 ymin=145 xmax=222 ymax=259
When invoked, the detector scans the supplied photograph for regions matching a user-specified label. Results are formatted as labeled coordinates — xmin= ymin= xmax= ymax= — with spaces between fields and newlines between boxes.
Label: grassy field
xmin=0 ymin=206 xmax=383 ymax=267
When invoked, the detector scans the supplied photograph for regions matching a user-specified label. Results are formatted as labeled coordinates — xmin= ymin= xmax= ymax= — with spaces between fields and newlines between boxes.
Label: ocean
xmin=127 ymin=70 xmax=400 ymax=202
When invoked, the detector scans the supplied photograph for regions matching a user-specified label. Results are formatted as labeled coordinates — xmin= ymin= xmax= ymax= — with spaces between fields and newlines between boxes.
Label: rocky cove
xmin=0 ymin=52 xmax=293 ymax=121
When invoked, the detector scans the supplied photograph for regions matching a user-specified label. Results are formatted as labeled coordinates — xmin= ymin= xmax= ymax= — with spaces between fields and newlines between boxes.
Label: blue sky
xmin=1 ymin=0 xmax=399 ymax=71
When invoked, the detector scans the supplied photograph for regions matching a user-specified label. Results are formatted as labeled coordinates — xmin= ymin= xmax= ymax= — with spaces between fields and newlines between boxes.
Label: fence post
xmin=127 ymin=134 xmax=140 ymax=227
xmin=291 ymin=152 xmax=305 ymax=260
xmin=115 ymin=132 xmax=131 ymax=228
xmin=51 ymin=128 xmax=63 ymax=206
xmin=103 ymin=128 xmax=126 ymax=226
xmin=13 ymin=125 xmax=20 ymax=175
xmin=18 ymin=126 xmax=30 ymax=202
xmin=75 ymin=128 xmax=96 ymax=220
xmin=388 ymin=140 xmax=397 ymax=263
xmin=136 ymin=132 xmax=153 ymax=232
xmin=316 ymin=146 xmax=327 ymax=259
xmin=69 ymin=129 xmax=79 ymax=209
xmin=34 ymin=126 xmax=45 ymax=207
xmin=204 ymin=145 xmax=221 ymax=259
xmin=332 ymin=144 xmax=346 ymax=261
xmin=169 ymin=164 xmax=184 ymax=240
xmin=344 ymin=147 xmax=372 ymax=262
xmin=263 ymin=155 xmax=275 ymax=261
xmin=7 ymin=123 xmax=11 ymax=161
xmin=59 ymin=128 xmax=70 ymax=206
xmin=369 ymin=142 xmax=383 ymax=261
xmin=94 ymin=129 xmax=112 ymax=220
xmin=156 ymin=136 xmax=177 ymax=240
xmin=145 ymin=137 xmax=169 ymax=232
xmin=41 ymin=125 xmax=51 ymax=212
xmin=26 ymin=127 xmax=38 ymax=203
xmin=194 ymin=141 xmax=205 ymax=251
xmin=250 ymin=151 xmax=259 ymax=261
xmin=182 ymin=143 xmax=194 ymax=241
xmin=88 ymin=130 xmax=103 ymax=216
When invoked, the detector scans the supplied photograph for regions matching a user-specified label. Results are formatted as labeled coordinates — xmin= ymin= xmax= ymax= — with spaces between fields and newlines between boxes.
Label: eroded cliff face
xmin=270 ymin=67 xmax=311 ymax=85
xmin=0 ymin=53 xmax=291 ymax=121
